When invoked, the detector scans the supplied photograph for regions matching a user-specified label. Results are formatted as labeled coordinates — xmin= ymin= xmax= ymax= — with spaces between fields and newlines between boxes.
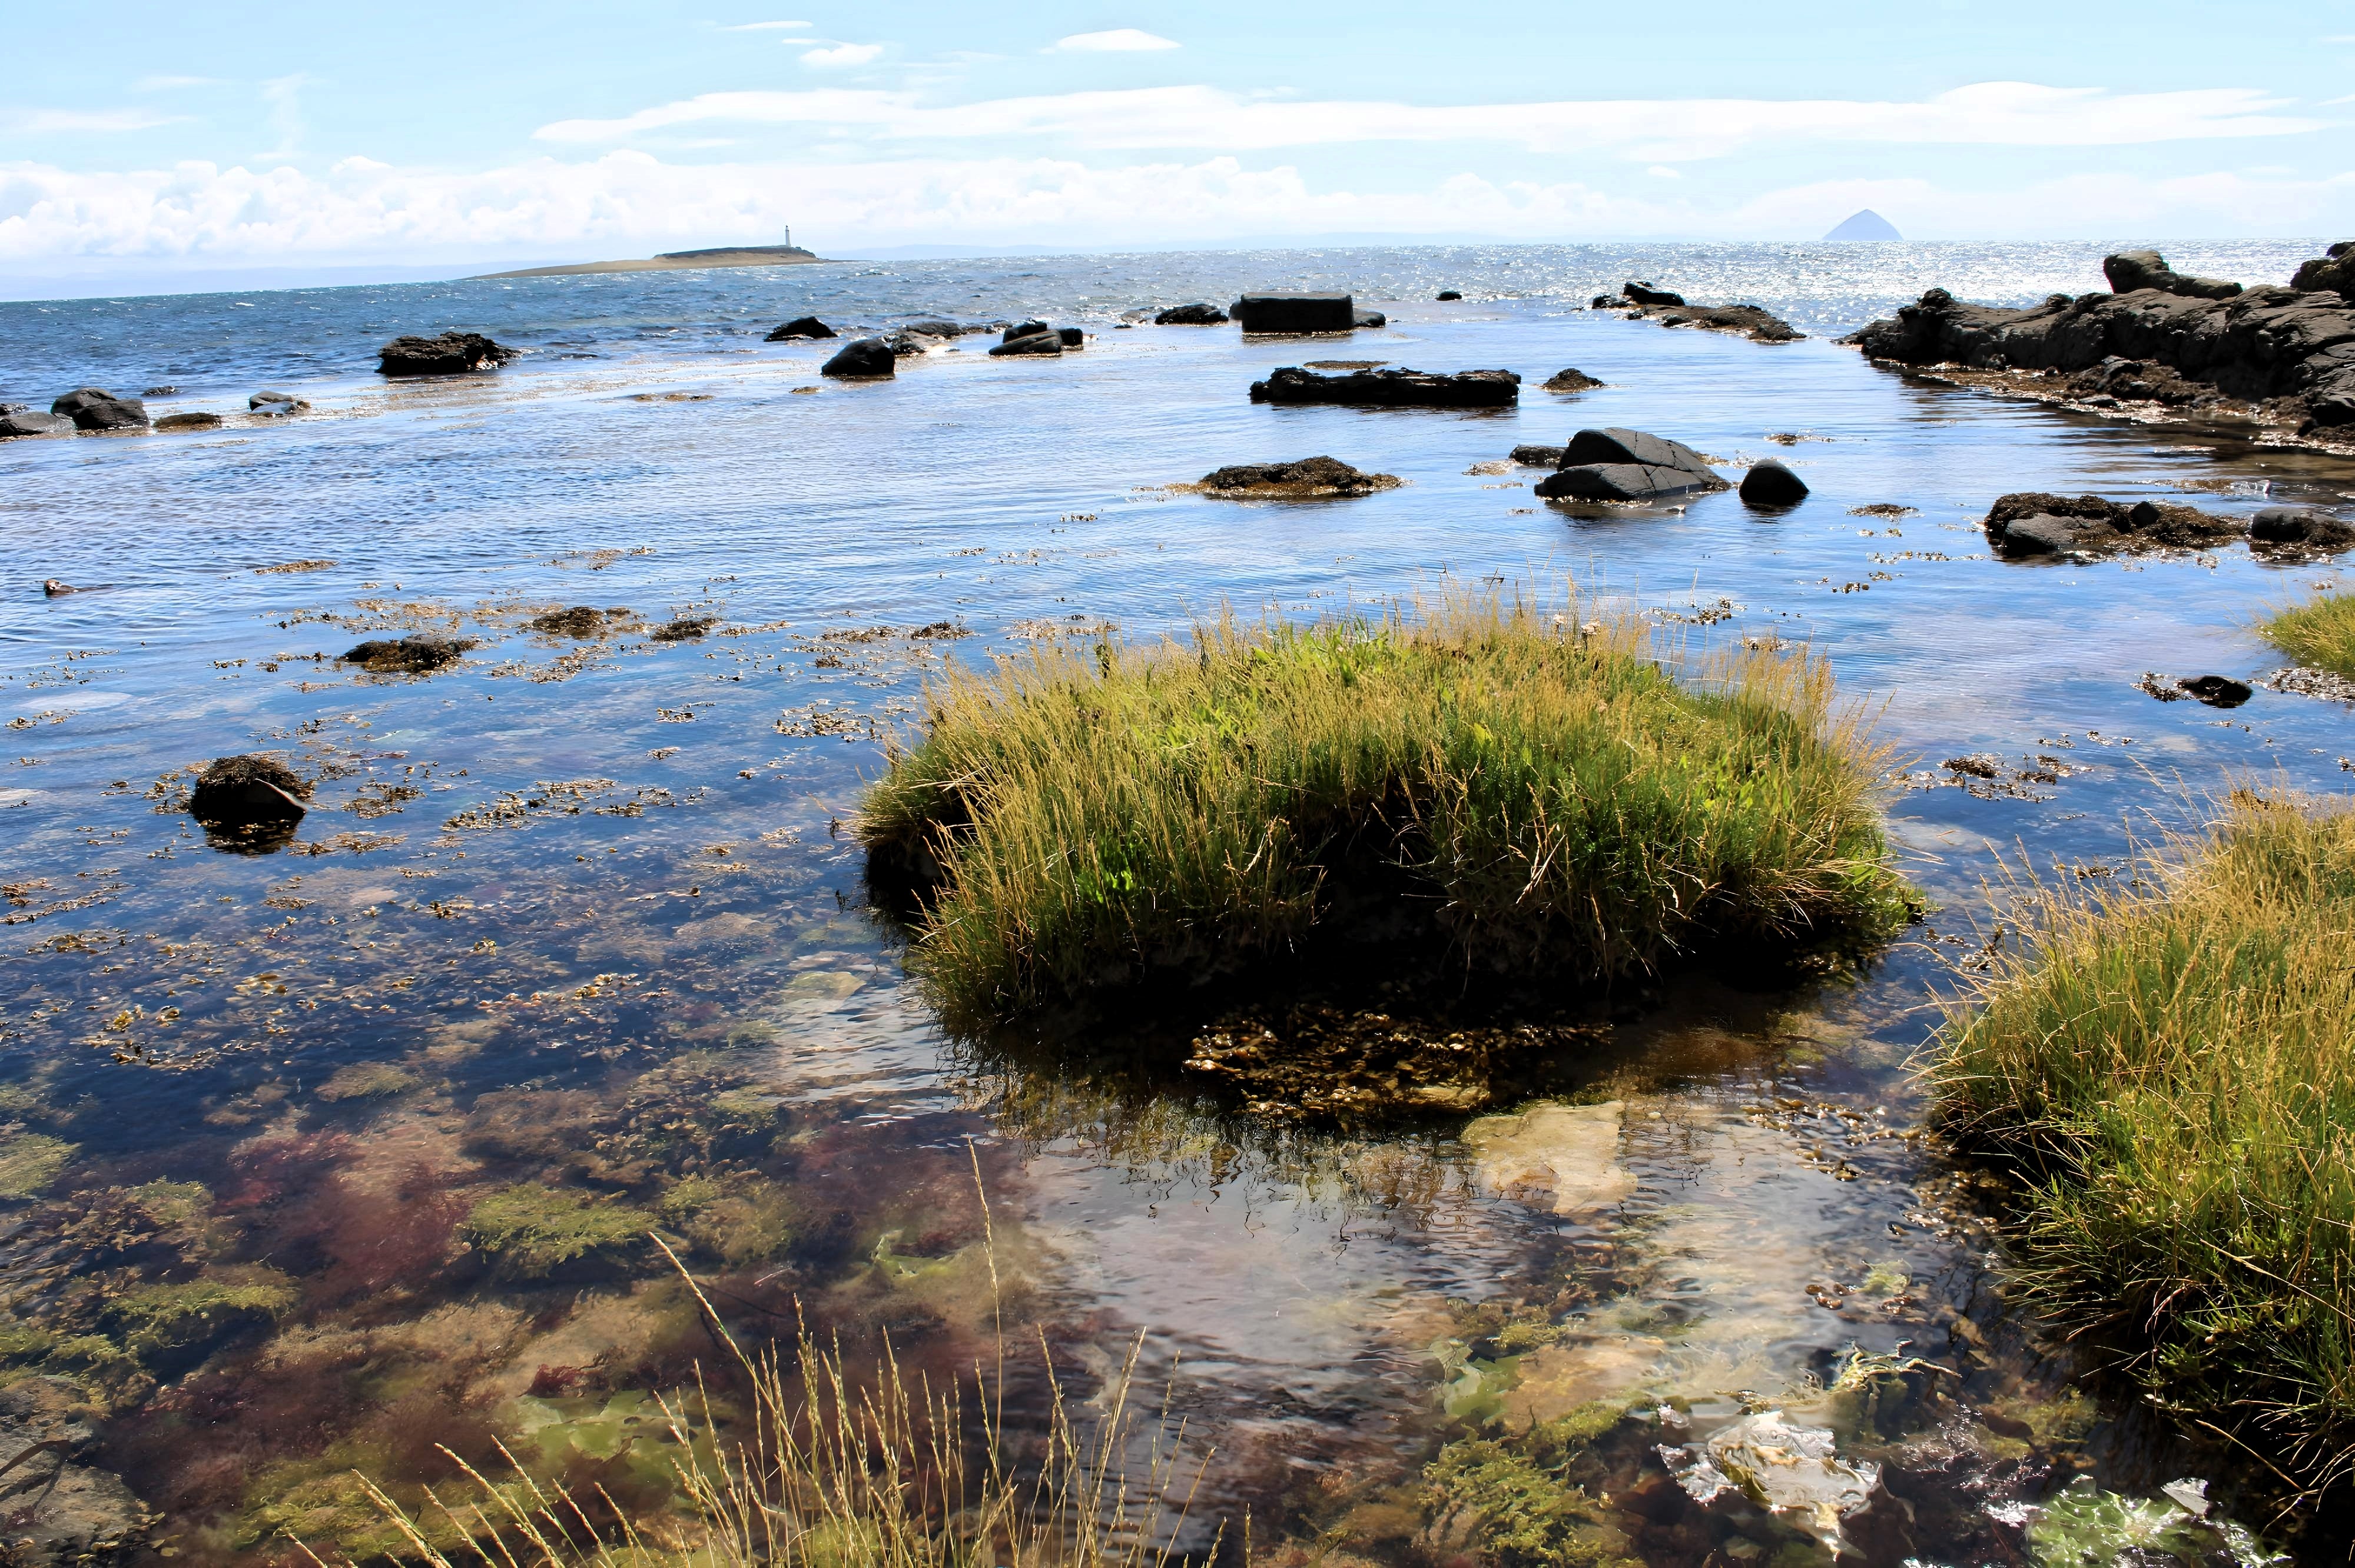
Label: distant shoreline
xmin=472 ymin=245 xmax=826 ymax=280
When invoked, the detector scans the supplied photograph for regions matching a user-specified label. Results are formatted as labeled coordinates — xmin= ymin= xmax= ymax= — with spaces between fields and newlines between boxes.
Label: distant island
xmin=1823 ymin=209 xmax=1902 ymax=242
xmin=472 ymin=244 xmax=824 ymax=280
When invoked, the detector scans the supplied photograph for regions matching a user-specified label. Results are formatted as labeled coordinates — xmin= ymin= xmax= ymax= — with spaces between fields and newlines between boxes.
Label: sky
xmin=5 ymin=0 xmax=2354 ymax=293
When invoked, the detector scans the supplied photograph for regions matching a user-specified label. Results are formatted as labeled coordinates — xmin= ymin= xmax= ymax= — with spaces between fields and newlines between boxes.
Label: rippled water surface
xmin=3 ymin=240 xmax=2349 ymax=1566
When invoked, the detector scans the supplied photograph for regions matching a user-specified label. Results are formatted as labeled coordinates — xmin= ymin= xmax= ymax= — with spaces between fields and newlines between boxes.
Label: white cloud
xmin=533 ymin=81 xmax=2327 ymax=159
xmin=801 ymin=42 xmax=884 ymax=68
xmin=721 ymin=19 xmax=811 ymax=28
xmin=6 ymin=108 xmax=183 ymax=134
xmin=1052 ymin=29 xmax=1179 ymax=52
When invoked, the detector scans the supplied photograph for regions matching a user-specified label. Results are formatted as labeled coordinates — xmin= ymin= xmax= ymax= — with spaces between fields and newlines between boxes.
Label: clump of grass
xmin=2260 ymin=591 xmax=2355 ymax=679
xmin=860 ymin=587 xmax=1906 ymax=1024
xmin=1933 ymin=790 xmax=2355 ymax=1499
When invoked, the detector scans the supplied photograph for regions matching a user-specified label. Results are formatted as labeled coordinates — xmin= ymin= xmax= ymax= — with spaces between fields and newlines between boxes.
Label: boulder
xmin=1996 ymin=513 xmax=2080 ymax=556
xmin=1436 ymin=290 xmax=1462 ymax=301
xmin=820 ymin=338 xmax=897 ymax=378
xmin=2102 ymin=249 xmax=2241 ymax=301
xmin=1003 ymin=320 xmax=1051 ymax=341
xmin=1055 ymin=326 xmax=1084 ymax=348
xmin=51 ymin=388 xmax=149 ymax=430
xmin=1353 ymin=309 xmax=1387 ymax=328
xmin=189 ymin=755 xmax=310 ymax=826
xmin=1195 ymin=456 xmax=1401 ymax=497
xmin=1248 ymin=365 xmax=1520 ymax=407
xmin=2250 ymin=506 xmax=2355 ymax=550
xmin=1534 ymin=427 xmax=1727 ymax=503
xmin=343 ymin=635 xmax=473 ymax=673
xmin=767 ymin=316 xmax=837 ymax=341
xmin=2291 ymin=242 xmax=2355 ymax=300
xmin=1155 ymin=302 xmax=1229 ymax=325
xmin=249 ymin=391 xmax=311 ymax=416
xmin=0 ymin=410 xmax=73 ymax=438
xmin=377 ymin=332 xmax=516 ymax=375
xmin=155 ymin=412 xmax=222 ymax=431
xmin=989 ymin=330 xmax=1063 ymax=358
xmin=1509 ymin=444 xmax=1564 ymax=466
xmin=1622 ymin=281 xmax=1686 ymax=307
xmin=1543 ymin=367 xmax=1603 ymax=392
xmin=1235 ymin=293 xmax=1356 ymax=333
xmin=1739 ymin=459 xmax=1809 ymax=506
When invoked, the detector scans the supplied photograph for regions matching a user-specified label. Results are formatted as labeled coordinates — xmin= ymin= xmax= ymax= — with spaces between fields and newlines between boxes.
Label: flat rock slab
xmin=0 ymin=410 xmax=73 ymax=437
xmin=1249 ymin=365 xmax=1520 ymax=407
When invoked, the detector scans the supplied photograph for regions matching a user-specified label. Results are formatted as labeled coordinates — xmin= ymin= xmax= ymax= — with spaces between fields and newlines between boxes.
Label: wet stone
xmin=188 ymin=755 xmax=311 ymax=828
xmin=1194 ymin=456 xmax=1402 ymax=498
xmin=342 ymin=634 xmax=474 ymax=673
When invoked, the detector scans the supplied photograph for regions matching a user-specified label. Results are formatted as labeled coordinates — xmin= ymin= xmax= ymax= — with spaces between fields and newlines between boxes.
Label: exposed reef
xmin=1249 ymin=366 xmax=1520 ymax=407
xmin=1592 ymin=284 xmax=1802 ymax=343
xmin=1981 ymin=490 xmax=2353 ymax=560
xmin=1186 ymin=456 xmax=1402 ymax=498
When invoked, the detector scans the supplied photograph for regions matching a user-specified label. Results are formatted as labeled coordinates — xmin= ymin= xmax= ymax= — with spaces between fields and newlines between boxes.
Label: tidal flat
xmin=3 ymin=241 xmax=2351 ymax=1565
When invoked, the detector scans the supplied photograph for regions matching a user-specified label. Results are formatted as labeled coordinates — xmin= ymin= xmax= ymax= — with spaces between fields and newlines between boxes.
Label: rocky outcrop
xmin=766 ymin=316 xmax=836 ymax=341
xmin=1847 ymin=247 xmax=2355 ymax=435
xmin=2291 ymin=242 xmax=2355 ymax=298
xmin=1534 ymin=427 xmax=1727 ymax=503
xmin=344 ymin=635 xmax=473 ymax=673
xmin=1593 ymin=293 xmax=1801 ymax=343
xmin=2103 ymin=249 xmax=2240 ymax=301
xmin=1543 ymin=367 xmax=1603 ymax=392
xmin=1155 ymin=302 xmax=1228 ymax=325
xmin=2250 ymin=506 xmax=2355 ymax=547
xmin=51 ymin=389 xmax=149 ymax=430
xmin=1192 ymin=456 xmax=1402 ymax=497
xmin=1972 ymin=491 xmax=2341 ymax=559
xmin=190 ymin=755 xmax=310 ymax=826
xmin=1234 ymin=293 xmax=1356 ymax=334
xmin=0 ymin=410 xmax=73 ymax=438
xmin=1739 ymin=458 xmax=1809 ymax=506
xmin=1249 ymin=366 xmax=1520 ymax=407
xmin=821 ymin=338 xmax=897 ymax=378
xmin=377 ymin=332 xmax=516 ymax=375
xmin=1620 ymin=281 xmax=1685 ymax=307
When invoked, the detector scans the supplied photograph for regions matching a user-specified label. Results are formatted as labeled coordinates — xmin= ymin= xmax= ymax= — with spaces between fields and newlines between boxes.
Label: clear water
xmin=1 ymin=240 xmax=2345 ymax=1565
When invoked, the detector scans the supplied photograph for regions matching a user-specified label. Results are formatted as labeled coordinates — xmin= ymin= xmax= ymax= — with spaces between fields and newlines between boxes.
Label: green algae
xmin=0 ymin=1132 xmax=78 ymax=1198
xmin=1422 ymin=1437 xmax=1635 ymax=1568
xmin=105 ymin=1269 xmax=298 ymax=1358
xmin=462 ymin=1184 xmax=652 ymax=1274
xmin=316 ymin=1061 xmax=423 ymax=1101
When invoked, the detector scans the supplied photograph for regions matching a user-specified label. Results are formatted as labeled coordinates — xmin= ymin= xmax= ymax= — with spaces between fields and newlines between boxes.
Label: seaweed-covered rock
xmin=377 ymin=332 xmax=515 ymax=376
xmin=1543 ymin=367 xmax=1603 ymax=392
xmin=51 ymin=389 xmax=150 ymax=431
xmin=189 ymin=755 xmax=311 ymax=827
xmin=528 ymin=605 xmax=622 ymax=637
xmin=1249 ymin=365 xmax=1520 ymax=407
xmin=1651 ymin=303 xmax=1802 ymax=342
xmin=1194 ymin=456 xmax=1402 ymax=498
xmin=1739 ymin=458 xmax=1809 ymax=506
xmin=765 ymin=316 xmax=836 ymax=341
xmin=1983 ymin=491 xmax=2250 ymax=557
xmin=1183 ymin=1009 xmax=1606 ymax=1122
xmin=2291 ymin=241 xmax=2355 ymax=300
xmin=1154 ymin=302 xmax=1228 ymax=325
xmin=650 ymin=615 xmax=719 ymax=642
xmin=2103 ymin=248 xmax=2241 ymax=301
xmin=343 ymin=635 xmax=473 ymax=673
xmin=820 ymin=338 xmax=896 ymax=378
xmin=1534 ymin=427 xmax=1727 ymax=502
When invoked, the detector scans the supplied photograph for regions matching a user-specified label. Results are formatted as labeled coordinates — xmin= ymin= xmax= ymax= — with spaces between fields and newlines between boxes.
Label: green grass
xmin=1933 ymin=791 xmax=2355 ymax=1498
xmin=858 ymin=589 xmax=1907 ymax=1024
xmin=2260 ymin=590 xmax=2355 ymax=679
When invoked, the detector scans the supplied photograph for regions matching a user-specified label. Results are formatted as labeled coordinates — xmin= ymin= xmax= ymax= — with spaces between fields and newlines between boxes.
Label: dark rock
xmin=1648 ymin=303 xmax=1802 ymax=342
xmin=344 ymin=635 xmax=472 ymax=673
xmin=0 ymin=1377 xmax=156 ymax=1568
xmin=2102 ymin=249 xmax=2241 ymax=301
xmin=1535 ymin=427 xmax=1727 ymax=503
xmin=1155 ymin=302 xmax=1229 ymax=325
xmin=2178 ymin=675 xmax=2253 ymax=707
xmin=1983 ymin=490 xmax=2248 ymax=556
xmin=1739 ymin=459 xmax=1809 ymax=506
xmin=249 ymin=391 xmax=311 ymax=416
xmin=1003 ymin=320 xmax=1051 ymax=341
xmin=900 ymin=318 xmax=967 ymax=337
xmin=2291 ymin=242 xmax=2355 ymax=300
xmin=820 ymin=338 xmax=897 ymax=378
xmin=1436 ymin=290 xmax=1462 ymax=301
xmin=1353 ymin=309 xmax=1387 ymax=328
xmin=377 ymin=332 xmax=516 ymax=376
xmin=189 ymin=754 xmax=310 ymax=826
xmin=1509 ymin=444 xmax=1564 ymax=466
xmin=1235 ymin=293 xmax=1356 ymax=334
xmin=0 ymin=410 xmax=73 ymax=437
xmin=528 ymin=605 xmax=618 ymax=637
xmin=651 ymin=615 xmax=719 ymax=642
xmin=1195 ymin=456 xmax=1401 ymax=497
xmin=142 ymin=385 xmax=177 ymax=396
xmin=42 ymin=580 xmax=75 ymax=596
xmin=1056 ymin=326 xmax=1084 ymax=347
xmin=1997 ymin=513 xmax=2079 ymax=556
xmin=766 ymin=316 xmax=837 ymax=341
xmin=2250 ymin=506 xmax=2355 ymax=550
xmin=1248 ymin=365 xmax=1519 ymax=407
xmin=988 ymin=330 xmax=1063 ymax=357
xmin=879 ymin=331 xmax=931 ymax=357
xmin=51 ymin=388 xmax=150 ymax=430
xmin=1622 ymin=281 xmax=1686 ymax=307
xmin=1590 ymin=294 xmax=1633 ymax=310
xmin=155 ymin=412 xmax=221 ymax=431
xmin=0 ymin=403 xmax=24 ymax=414
xmin=1543 ymin=367 xmax=1603 ymax=392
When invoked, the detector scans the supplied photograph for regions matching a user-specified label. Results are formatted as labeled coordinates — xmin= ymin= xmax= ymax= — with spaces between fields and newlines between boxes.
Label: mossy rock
xmin=463 ymin=1184 xmax=652 ymax=1274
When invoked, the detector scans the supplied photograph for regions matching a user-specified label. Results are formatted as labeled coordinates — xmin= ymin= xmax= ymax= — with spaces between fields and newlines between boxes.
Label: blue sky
xmin=5 ymin=0 xmax=2353 ymax=289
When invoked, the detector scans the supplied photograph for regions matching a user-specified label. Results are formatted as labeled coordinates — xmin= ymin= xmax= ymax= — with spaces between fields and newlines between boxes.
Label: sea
xmin=2 ymin=239 xmax=2346 ymax=1566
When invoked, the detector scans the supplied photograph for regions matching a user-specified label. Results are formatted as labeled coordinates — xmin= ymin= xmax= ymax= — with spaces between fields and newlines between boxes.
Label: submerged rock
xmin=1543 ymin=367 xmax=1603 ymax=392
xmin=343 ymin=634 xmax=473 ymax=673
xmin=1739 ymin=458 xmax=1810 ymax=506
xmin=1249 ymin=365 xmax=1520 ymax=407
xmin=1 ymin=410 xmax=74 ymax=437
xmin=988 ymin=325 xmax=1072 ymax=357
xmin=377 ymin=331 xmax=516 ymax=375
xmin=51 ymin=388 xmax=150 ymax=430
xmin=1461 ymin=1100 xmax=1633 ymax=1215
xmin=765 ymin=315 xmax=837 ymax=341
xmin=1534 ymin=427 xmax=1728 ymax=502
xmin=1664 ymin=1410 xmax=1882 ymax=1554
xmin=1154 ymin=302 xmax=1228 ymax=325
xmin=0 ymin=1378 xmax=157 ymax=1568
xmin=1182 ymin=1008 xmax=1608 ymax=1122
xmin=1233 ymin=292 xmax=1356 ymax=333
xmin=189 ymin=754 xmax=311 ymax=828
xmin=2103 ymin=248 xmax=2242 ymax=301
xmin=820 ymin=338 xmax=897 ymax=378
xmin=1193 ymin=456 xmax=1402 ymax=497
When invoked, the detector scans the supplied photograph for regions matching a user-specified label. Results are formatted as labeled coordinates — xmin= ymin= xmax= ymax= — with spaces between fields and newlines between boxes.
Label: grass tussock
xmin=1933 ymin=791 xmax=2355 ymax=1496
xmin=2259 ymin=591 xmax=2355 ymax=680
xmin=860 ymin=587 xmax=1907 ymax=1024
